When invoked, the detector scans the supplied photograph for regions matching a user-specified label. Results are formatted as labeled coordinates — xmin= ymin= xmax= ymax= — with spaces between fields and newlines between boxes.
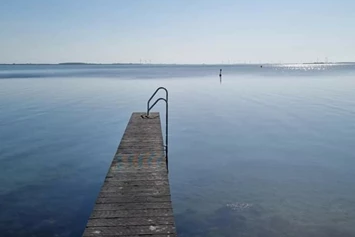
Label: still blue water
xmin=0 ymin=64 xmax=355 ymax=236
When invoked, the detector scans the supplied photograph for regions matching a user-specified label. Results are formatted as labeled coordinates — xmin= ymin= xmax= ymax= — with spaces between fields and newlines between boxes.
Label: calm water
xmin=1 ymin=64 xmax=355 ymax=237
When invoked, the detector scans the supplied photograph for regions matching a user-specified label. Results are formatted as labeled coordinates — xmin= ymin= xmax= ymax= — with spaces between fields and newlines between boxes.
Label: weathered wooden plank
xmin=117 ymin=149 xmax=165 ymax=154
xmin=103 ymin=180 xmax=169 ymax=186
xmin=83 ymin=225 xmax=175 ymax=236
xmin=119 ymin=139 xmax=162 ymax=144
xmin=118 ymin=145 xmax=164 ymax=150
xmin=100 ymin=187 xmax=169 ymax=194
xmin=105 ymin=176 xmax=168 ymax=182
xmin=83 ymin=112 xmax=176 ymax=236
xmin=118 ymin=139 xmax=163 ymax=144
xmin=110 ymin=161 xmax=166 ymax=166
xmin=111 ymin=160 xmax=166 ymax=166
xmin=87 ymin=216 xmax=175 ymax=226
xmin=84 ymin=234 xmax=176 ymax=237
xmin=101 ymin=185 xmax=169 ymax=191
xmin=98 ymin=191 xmax=171 ymax=198
xmin=105 ymin=172 xmax=168 ymax=179
xmin=123 ymin=126 xmax=162 ymax=132
xmin=93 ymin=203 xmax=173 ymax=211
xmin=100 ymin=186 xmax=170 ymax=193
xmin=110 ymin=166 xmax=166 ymax=171
xmin=90 ymin=209 xmax=173 ymax=218
xmin=104 ymin=179 xmax=168 ymax=184
xmin=106 ymin=169 xmax=168 ymax=175
xmin=96 ymin=195 xmax=172 ymax=204
xmin=119 ymin=133 xmax=163 ymax=139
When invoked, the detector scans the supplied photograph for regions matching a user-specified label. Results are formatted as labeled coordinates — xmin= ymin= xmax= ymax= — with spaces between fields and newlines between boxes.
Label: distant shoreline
xmin=0 ymin=63 xmax=145 ymax=66
xmin=0 ymin=62 xmax=354 ymax=66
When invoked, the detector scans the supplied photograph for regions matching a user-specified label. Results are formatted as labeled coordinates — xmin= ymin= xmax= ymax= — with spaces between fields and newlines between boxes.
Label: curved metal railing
xmin=146 ymin=87 xmax=168 ymax=170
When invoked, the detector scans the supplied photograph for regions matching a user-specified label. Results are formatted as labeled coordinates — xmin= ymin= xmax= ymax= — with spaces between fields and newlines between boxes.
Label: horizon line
xmin=1 ymin=61 xmax=354 ymax=66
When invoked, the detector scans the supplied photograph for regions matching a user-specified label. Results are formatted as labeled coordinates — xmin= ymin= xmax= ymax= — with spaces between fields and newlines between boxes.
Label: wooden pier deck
xmin=82 ymin=112 xmax=176 ymax=237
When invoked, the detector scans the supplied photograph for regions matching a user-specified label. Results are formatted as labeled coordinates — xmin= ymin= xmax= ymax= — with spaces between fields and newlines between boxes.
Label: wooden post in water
xmin=82 ymin=112 xmax=176 ymax=236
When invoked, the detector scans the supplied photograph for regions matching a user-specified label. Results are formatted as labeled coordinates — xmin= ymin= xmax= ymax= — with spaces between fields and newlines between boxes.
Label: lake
xmin=0 ymin=64 xmax=355 ymax=236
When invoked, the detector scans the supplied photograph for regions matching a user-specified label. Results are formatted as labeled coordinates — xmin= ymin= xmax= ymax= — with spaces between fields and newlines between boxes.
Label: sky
xmin=0 ymin=0 xmax=354 ymax=64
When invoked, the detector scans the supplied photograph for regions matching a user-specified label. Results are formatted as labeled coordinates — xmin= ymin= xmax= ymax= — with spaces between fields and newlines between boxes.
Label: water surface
xmin=0 ymin=64 xmax=355 ymax=236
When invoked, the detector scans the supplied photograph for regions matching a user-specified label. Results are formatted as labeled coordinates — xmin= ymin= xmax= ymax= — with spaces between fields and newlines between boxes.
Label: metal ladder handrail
xmin=146 ymin=87 xmax=168 ymax=170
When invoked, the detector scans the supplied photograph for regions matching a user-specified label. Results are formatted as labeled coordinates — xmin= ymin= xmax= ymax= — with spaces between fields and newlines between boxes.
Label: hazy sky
xmin=1 ymin=0 xmax=354 ymax=64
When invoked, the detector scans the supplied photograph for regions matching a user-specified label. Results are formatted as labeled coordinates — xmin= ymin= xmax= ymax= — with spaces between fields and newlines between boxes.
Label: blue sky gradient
xmin=1 ymin=0 xmax=354 ymax=64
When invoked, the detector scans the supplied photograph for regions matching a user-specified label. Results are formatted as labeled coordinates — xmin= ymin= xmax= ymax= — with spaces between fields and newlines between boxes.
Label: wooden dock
xmin=82 ymin=112 xmax=176 ymax=237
